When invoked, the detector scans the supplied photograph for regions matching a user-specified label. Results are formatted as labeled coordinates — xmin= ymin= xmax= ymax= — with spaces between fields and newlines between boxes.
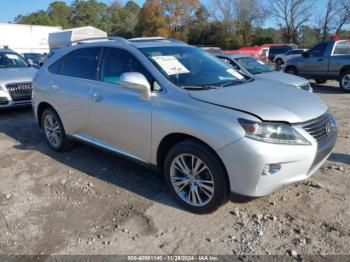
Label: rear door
xmin=46 ymin=47 xmax=101 ymax=135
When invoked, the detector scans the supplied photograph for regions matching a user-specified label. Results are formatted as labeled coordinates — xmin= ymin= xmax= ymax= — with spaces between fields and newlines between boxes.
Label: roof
xmin=0 ymin=48 xmax=15 ymax=54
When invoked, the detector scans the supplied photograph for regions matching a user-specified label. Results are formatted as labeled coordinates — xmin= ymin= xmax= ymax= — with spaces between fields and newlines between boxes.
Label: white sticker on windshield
xmin=5 ymin=54 xmax=18 ymax=59
xmin=152 ymin=56 xmax=190 ymax=75
xmin=226 ymin=68 xmax=244 ymax=80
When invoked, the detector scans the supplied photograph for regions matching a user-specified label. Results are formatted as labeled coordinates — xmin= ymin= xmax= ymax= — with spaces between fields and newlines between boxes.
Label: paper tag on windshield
xmin=152 ymin=56 xmax=190 ymax=75
xmin=226 ymin=68 xmax=244 ymax=80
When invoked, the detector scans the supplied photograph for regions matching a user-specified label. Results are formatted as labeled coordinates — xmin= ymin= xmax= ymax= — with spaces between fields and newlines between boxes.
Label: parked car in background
xmin=33 ymin=37 xmax=336 ymax=213
xmin=22 ymin=52 xmax=44 ymax=68
xmin=268 ymin=45 xmax=295 ymax=61
xmin=199 ymin=46 xmax=223 ymax=54
xmin=0 ymin=49 xmax=36 ymax=108
xmin=285 ymin=40 xmax=350 ymax=91
xmin=217 ymin=54 xmax=312 ymax=92
xmin=273 ymin=49 xmax=308 ymax=65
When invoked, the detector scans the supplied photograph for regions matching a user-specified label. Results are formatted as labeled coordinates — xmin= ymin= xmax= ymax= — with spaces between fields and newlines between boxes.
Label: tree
xmin=234 ymin=0 xmax=266 ymax=45
xmin=48 ymin=1 xmax=71 ymax=28
xmin=110 ymin=1 xmax=140 ymax=37
xmin=318 ymin=0 xmax=337 ymax=41
xmin=187 ymin=5 xmax=211 ymax=45
xmin=135 ymin=0 xmax=168 ymax=37
xmin=160 ymin=0 xmax=200 ymax=40
xmin=70 ymin=0 xmax=110 ymax=31
xmin=271 ymin=0 xmax=314 ymax=43
xmin=14 ymin=10 xmax=52 ymax=26
xmin=334 ymin=0 xmax=350 ymax=35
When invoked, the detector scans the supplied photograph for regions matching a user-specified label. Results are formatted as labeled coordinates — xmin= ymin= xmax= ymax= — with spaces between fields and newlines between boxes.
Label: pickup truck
xmin=284 ymin=40 xmax=350 ymax=92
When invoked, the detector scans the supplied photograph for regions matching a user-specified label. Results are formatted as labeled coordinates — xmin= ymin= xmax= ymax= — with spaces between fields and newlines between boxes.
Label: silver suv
xmin=33 ymin=37 xmax=337 ymax=213
xmin=0 ymin=49 xmax=37 ymax=108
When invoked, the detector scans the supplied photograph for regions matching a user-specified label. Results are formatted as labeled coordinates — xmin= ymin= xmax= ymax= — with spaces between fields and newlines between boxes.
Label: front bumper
xmin=217 ymin=128 xmax=336 ymax=197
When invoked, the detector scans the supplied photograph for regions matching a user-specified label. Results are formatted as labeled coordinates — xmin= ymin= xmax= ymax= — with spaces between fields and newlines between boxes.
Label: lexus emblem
xmin=326 ymin=122 xmax=332 ymax=136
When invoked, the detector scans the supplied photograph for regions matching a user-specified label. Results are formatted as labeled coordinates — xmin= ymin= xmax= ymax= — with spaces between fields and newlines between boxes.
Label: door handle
xmin=92 ymin=93 xmax=103 ymax=103
xmin=318 ymin=58 xmax=323 ymax=62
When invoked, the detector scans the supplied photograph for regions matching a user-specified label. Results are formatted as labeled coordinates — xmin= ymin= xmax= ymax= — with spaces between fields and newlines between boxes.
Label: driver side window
xmin=309 ymin=43 xmax=327 ymax=57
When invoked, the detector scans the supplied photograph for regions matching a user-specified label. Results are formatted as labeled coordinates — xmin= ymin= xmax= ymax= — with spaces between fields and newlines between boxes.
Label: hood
xmin=0 ymin=67 xmax=37 ymax=85
xmin=189 ymin=78 xmax=327 ymax=123
xmin=256 ymin=71 xmax=308 ymax=87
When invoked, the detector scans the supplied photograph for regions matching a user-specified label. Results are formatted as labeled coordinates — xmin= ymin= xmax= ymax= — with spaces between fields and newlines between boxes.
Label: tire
xmin=41 ymin=108 xmax=71 ymax=151
xmin=275 ymin=58 xmax=283 ymax=65
xmin=285 ymin=67 xmax=298 ymax=75
xmin=164 ymin=140 xmax=229 ymax=214
xmin=315 ymin=79 xmax=326 ymax=84
xmin=340 ymin=70 xmax=350 ymax=92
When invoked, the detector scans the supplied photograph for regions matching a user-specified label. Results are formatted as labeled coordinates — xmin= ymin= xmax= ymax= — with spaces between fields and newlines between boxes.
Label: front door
xmin=90 ymin=47 xmax=153 ymax=162
xmin=297 ymin=43 xmax=328 ymax=77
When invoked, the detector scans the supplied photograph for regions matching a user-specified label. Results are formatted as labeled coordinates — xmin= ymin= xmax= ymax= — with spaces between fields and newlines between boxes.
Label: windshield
xmin=140 ymin=46 xmax=244 ymax=88
xmin=23 ymin=53 xmax=43 ymax=63
xmin=235 ymin=57 xmax=273 ymax=74
xmin=0 ymin=52 xmax=28 ymax=68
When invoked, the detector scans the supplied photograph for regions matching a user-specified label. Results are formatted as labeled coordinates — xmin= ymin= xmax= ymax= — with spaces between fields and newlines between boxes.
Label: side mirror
xmin=120 ymin=72 xmax=151 ymax=100
xmin=302 ymin=51 xmax=310 ymax=58
xmin=26 ymin=58 xmax=34 ymax=67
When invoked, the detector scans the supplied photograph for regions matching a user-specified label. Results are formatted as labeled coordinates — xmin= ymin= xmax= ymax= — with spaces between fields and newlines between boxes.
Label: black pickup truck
xmin=284 ymin=40 xmax=350 ymax=92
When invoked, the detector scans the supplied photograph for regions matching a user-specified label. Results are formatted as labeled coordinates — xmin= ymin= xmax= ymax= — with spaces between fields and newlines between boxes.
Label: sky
xmin=0 ymin=0 xmax=328 ymax=29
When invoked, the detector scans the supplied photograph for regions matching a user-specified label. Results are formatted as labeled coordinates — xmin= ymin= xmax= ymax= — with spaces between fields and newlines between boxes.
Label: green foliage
xmin=13 ymin=0 xmax=350 ymax=49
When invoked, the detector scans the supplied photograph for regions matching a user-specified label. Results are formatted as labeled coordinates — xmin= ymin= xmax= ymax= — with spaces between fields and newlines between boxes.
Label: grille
xmin=302 ymin=113 xmax=331 ymax=143
xmin=5 ymin=82 xmax=33 ymax=101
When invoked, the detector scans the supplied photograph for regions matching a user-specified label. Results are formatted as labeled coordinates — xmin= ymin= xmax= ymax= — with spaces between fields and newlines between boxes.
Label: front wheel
xmin=340 ymin=70 xmax=350 ymax=92
xmin=164 ymin=140 xmax=229 ymax=214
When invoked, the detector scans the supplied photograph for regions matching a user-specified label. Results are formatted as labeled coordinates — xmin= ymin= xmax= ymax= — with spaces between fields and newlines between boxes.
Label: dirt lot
xmin=0 ymin=81 xmax=349 ymax=257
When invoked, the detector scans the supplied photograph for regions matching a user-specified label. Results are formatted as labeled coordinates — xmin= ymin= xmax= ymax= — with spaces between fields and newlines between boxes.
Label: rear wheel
xmin=42 ymin=108 xmax=71 ymax=151
xmin=340 ymin=70 xmax=350 ymax=92
xmin=285 ymin=67 xmax=298 ymax=75
xmin=164 ymin=140 xmax=229 ymax=214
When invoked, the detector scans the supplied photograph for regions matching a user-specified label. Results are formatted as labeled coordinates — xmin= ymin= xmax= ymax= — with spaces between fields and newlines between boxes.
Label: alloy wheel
xmin=43 ymin=114 xmax=62 ymax=148
xmin=342 ymin=74 xmax=350 ymax=90
xmin=169 ymin=154 xmax=214 ymax=207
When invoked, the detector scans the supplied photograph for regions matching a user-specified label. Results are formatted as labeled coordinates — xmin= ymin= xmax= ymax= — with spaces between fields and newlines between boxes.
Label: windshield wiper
xmin=219 ymin=79 xmax=243 ymax=87
xmin=182 ymin=85 xmax=218 ymax=90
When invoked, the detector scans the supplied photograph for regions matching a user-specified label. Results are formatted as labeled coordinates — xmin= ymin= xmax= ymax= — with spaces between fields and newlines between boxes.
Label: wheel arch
xmin=156 ymin=133 xmax=229 ymax=177
xmin=37 ymin=102 xmax=57 ymax=128
xmin=340 ymin=66 xmax=350 ymax=77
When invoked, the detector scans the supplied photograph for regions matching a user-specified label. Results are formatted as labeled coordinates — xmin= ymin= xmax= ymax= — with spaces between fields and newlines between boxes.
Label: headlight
xmin=238 ymin=119 xmax=310 ymax=145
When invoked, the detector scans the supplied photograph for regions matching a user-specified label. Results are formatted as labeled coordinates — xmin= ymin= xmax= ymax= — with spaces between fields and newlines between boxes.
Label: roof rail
xmin=67 ymin=36 xmax=128 ymax=47
xmin=128 ymin=37 xmax=184 ymax=44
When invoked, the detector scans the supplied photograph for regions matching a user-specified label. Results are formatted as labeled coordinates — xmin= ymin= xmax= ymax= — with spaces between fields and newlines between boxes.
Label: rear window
xmin=61 ymin=48 xmax=100 ymax=80
xmin=333 ymin=41 xmax=350 ymax=55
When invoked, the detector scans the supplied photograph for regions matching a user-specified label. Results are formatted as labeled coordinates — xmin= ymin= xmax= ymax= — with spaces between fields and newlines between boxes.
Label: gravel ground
xmin=0 ymin=81 xmax=349 ymax=257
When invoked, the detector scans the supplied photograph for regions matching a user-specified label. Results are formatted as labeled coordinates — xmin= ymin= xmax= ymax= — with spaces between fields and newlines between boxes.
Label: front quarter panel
xmin=151 ymin=90 xmax=258 ymax=165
